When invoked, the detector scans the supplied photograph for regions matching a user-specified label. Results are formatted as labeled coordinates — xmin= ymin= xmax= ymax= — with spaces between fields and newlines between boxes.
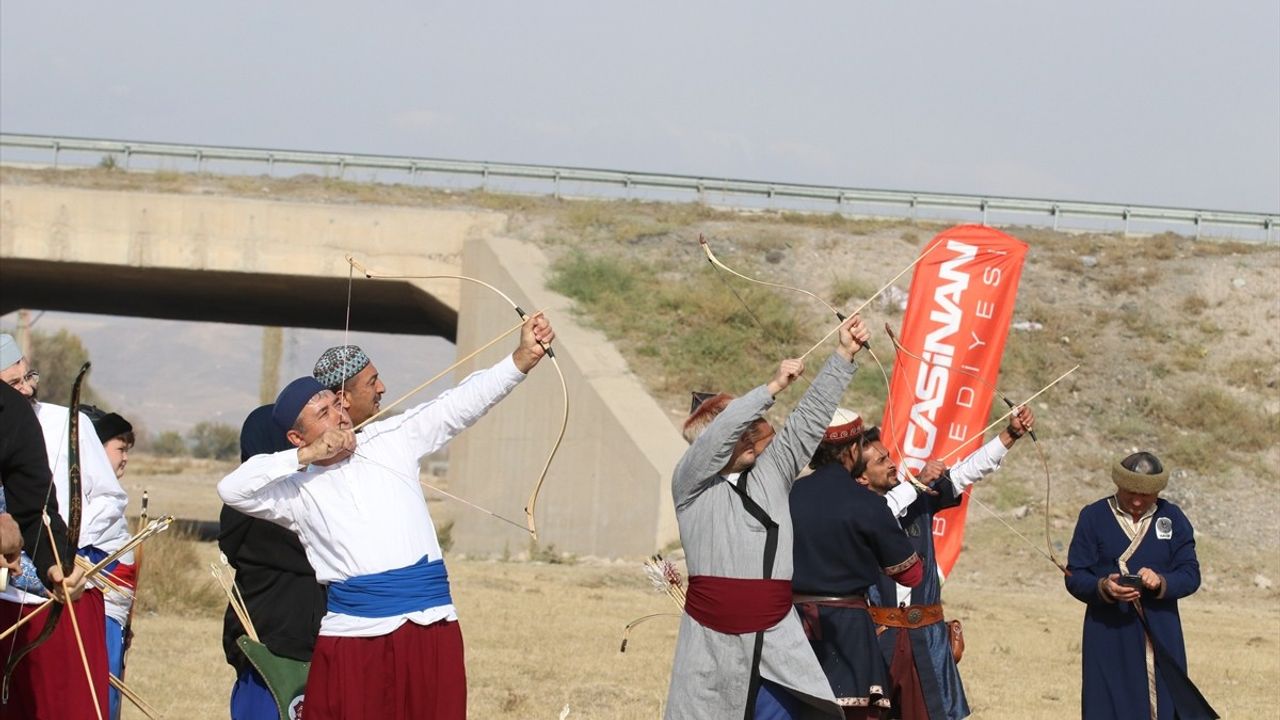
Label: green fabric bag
xmin=236 ymin=635 xmax=311 ymax=720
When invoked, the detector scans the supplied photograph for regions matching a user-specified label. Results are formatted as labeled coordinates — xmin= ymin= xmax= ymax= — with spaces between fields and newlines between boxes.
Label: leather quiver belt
xmin=866 ymin=603 xmax=944 ymax=629
xmin=793 ymin=594 xmax=868 ymax=641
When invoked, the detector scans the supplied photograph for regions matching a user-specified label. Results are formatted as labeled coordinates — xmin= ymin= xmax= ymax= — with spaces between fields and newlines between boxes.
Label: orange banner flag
xmin=880 ymin=225 xmax=1028 ymax=580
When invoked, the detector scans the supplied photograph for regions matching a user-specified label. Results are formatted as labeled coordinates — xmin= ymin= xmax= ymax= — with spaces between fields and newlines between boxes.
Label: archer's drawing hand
xmin=298 ymin=428 xmax=356 ymax=466
xmin=917 ymin=460 xmax=948 ymax=484
xmin=767 ymin=359 xmax=805 ymax=396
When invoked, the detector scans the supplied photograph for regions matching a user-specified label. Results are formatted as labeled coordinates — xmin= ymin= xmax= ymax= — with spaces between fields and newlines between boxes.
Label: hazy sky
xmin=2 ymin=2 xmax=1277 ymax=211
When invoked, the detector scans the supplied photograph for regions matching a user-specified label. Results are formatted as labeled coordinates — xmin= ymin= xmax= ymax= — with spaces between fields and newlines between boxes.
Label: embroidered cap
xmin=823 ymin=407 xmax=865 ymax=444
xmin=313 ymin=345 xmax=371 ymax=390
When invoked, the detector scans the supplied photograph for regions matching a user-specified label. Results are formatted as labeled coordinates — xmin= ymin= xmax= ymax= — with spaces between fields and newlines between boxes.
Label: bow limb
xmin=346 ymin=256 xmax=569 ymax=540
xmin=931 ymin=366 xmax=1079 ymax=575
xmin=353 ymin=319 xmax=526 ymax=430
xmin=798 ymin=241 xmax=947 ymax=361
xmin=884 ymin=324 xmax=1038 ymax=442
xmin=937 ymin=365 xmax=1079 ymax=465
xmin=699 ymin=235 xmax=845 ymax=319
xmin=619 ymin=612 xmax=682 ymax=653
xmin=4 ymin=362 xmax=90 ymax=694
xmin=699 ymin=241 xmax=932 ymax=495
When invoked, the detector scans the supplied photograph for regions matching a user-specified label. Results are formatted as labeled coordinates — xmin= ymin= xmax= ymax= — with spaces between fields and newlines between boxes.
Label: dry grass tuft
xmin=1222 ymin=357 xmax=1277 ymax=390
xmin=134 ymin=525 xmax=226 ymax=615
xmin=827 ymin=275 xmax=878 ymax=308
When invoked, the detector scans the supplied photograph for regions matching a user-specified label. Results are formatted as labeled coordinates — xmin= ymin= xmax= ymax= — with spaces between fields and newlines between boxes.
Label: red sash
xmin=685 ymin=575 xmax=792 ymax=635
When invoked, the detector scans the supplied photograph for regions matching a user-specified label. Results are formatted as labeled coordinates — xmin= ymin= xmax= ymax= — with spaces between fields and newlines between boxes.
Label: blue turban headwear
xmin=271 ymin=377 xmax=326 ymax=431
xmin=240 ymin=404 xmax=295 ymax=461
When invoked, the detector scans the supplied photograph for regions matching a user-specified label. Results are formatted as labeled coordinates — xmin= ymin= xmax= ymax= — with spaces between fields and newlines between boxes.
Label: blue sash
xmin=326 ymin=555 xmax=452 ymax=618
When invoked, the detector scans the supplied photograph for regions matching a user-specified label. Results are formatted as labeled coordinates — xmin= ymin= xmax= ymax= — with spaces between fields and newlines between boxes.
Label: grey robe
xmin=666 ymin=353 xmax=856 ymax=720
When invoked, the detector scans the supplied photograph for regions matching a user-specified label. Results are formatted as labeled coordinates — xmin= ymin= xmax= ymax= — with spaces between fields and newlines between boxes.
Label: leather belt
xmin=793 ymin=594 xmax=869 ymax=642
xmin=792 ymin=593 xmax=867 ymax=606
xmin=867 ymin=603 xmax=944 ymax=629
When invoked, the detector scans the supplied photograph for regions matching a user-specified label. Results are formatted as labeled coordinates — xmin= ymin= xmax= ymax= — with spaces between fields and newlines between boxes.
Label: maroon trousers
xmin=304 ymin=619 xmax=466 ymax=720
xmin=0 ymin=589 xmax=110 ymax=720
xmin=887 ymin=627 xmax=930 ymax=720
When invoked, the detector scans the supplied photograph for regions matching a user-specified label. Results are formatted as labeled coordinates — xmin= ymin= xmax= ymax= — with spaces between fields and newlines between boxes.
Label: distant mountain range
xmin=2 ymin=310 xmax=456 ymax=435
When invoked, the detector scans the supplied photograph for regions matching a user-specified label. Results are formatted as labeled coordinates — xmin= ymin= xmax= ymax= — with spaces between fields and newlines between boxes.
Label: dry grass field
xmin=119 ymin=530 xmax=1278 ymax=719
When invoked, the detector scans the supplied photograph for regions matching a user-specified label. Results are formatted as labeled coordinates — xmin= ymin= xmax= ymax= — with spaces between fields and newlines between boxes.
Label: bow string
xmin=344 ymin=256 xmax=569 ymax=540
xmin=699 ymin=236 xmax=936 ymax=496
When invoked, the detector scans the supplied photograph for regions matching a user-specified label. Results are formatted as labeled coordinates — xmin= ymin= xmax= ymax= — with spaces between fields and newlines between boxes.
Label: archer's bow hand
xmin=48 ymin=564 xmax=87 ymax=603
xmin=1004 ymin=405 xmax=1035 ymax=443
xmin=514 ymin=311 xmax=555 ymax=373
xmin=836 ymin=314 xmax=871 ymax=361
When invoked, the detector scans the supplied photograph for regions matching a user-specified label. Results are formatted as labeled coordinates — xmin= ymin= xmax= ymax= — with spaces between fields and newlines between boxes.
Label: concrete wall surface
xmin=0 ymin=183 xmax=508 ymax=333
xmin=447 ymin=236 xmax=684 ymax=558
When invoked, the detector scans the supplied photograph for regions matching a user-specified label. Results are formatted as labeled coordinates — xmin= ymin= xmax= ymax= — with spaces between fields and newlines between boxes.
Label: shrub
xmin=149 ymin=431 xmax=189 ymax=457
xmin=27 ymin=328 xmax=99 ymax=405
xmin=188 ymin=422 xmax=239 ymax=460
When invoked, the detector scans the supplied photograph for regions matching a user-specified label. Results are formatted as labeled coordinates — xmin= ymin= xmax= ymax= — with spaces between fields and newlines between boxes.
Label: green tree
xmin=187 ymin=421 xmax=239 ymax=461
xmin=150 ymin=431 xmax=189 ymax=457
xmin=29 ymin=328 xmax=100 ymax=405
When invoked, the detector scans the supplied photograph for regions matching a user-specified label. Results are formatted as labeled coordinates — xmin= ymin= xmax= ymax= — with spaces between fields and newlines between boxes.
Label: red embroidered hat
xmin=823 ymin=407 xmax=864 ymax=444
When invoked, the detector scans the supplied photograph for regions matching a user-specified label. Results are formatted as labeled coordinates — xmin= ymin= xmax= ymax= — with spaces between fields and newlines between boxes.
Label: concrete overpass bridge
xmin=0 ymin=182 xmax=684 ymax=557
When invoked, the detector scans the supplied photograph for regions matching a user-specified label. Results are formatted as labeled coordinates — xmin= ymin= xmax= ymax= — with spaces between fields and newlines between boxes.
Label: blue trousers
xmin=105 ymin=616 xmax=124 ymax=720
xmin=756 ymin=679 xmax=802 ymax=720
xmin=230 ymin=666 xmax=280 ymax=720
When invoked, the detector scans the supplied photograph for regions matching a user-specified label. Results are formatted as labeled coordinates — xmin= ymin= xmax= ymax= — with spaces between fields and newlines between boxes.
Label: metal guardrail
xmin=2 ymin=132 xmax=1275 ymax=241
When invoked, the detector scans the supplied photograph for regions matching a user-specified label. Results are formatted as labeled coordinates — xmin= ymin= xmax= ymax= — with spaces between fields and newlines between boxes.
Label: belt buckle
xmin=906 ymin=608 xmax=923 ymax=625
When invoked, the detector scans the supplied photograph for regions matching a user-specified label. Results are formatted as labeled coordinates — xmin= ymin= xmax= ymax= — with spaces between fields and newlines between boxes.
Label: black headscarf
xmin=239 ymin=404 xmax=293 ymax=462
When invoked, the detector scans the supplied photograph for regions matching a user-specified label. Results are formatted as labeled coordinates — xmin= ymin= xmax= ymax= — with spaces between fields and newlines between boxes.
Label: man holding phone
xmin=1064 ymin=452 xmax=1213 ymax=720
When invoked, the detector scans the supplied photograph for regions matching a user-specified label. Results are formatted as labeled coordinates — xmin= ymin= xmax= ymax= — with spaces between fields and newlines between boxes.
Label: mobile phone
xmin=1117 ymin=574 xmax=1143 ymax=588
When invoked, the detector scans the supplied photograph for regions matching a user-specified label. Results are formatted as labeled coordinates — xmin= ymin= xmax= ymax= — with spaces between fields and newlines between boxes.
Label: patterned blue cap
xmin=313 ymin=345 xmax=370 ymax=389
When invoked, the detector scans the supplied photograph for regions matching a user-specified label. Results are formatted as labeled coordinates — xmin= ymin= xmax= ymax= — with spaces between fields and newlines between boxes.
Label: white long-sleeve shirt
xmin=886 ymin=435 xmax=1009 ymax=518
xmin=218 ymin=355 xmax=525 ymax=638
xmin=1 ymin=403 xmax=131 ymax=611
xmin=884 ymin=435 xmax=1010 ymax=604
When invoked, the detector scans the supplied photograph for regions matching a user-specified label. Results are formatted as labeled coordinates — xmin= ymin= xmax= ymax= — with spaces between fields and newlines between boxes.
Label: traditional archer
xmin=217 ymin=312 xmax=554 ymax=720
xmin=0 ymin=344 xmax=118 ymax=719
